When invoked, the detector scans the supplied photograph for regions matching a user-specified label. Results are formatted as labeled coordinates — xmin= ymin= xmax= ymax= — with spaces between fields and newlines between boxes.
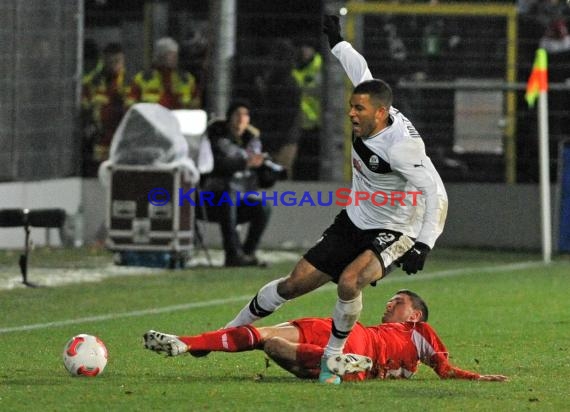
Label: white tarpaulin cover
xmin=99 ymin=103 xmax=199 ymax=184
xmin=171 ymin=109 xmax=213 ymax=174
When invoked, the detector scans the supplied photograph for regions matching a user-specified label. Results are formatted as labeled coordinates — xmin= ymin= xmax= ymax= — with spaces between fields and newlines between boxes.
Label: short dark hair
xmin=226 ymin=99 xmax=251 ymax=120
xmin=353 ymin=79 xmax=393 ymax=109
xmin=396 ymin=289 xmax=429 ymax=322
xmin=103 ymin=42 xmax=123 ymax=56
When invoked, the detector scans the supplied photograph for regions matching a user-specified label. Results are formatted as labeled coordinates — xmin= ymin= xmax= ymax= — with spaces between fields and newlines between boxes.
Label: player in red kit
xmin=143 ymin=290 xmax=507 ymax=382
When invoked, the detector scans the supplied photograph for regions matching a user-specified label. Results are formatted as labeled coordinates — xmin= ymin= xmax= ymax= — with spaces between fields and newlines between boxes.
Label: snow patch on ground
xmin=0 ymin=249 xmax=300 ymax=290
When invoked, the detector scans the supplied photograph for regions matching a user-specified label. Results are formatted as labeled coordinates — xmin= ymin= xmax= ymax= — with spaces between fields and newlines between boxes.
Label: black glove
xmin=323 ymin=15 xmax=344 ymax=49
xmin=398 ymin=242 xmax=430 ymax=275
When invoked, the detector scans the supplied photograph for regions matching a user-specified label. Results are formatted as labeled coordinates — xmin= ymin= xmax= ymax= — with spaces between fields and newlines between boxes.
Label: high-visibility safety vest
xmin=292 ymin=53 xmax=323 ymax=130
xmin=82 ymin=69 xmax=128 ymax=117
xmin=126 ymin=68 xmax=200 ymax=110
xmin=81 ymin=68 xmax=128 ymax=152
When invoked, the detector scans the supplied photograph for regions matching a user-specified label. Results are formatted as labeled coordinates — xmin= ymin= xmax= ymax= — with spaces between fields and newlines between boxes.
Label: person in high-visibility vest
xmin=80 ymin=42 xmax=128 ymax=176
xmin=127 ymin=37 xmax=201 ymax=110
xmin=292 ymin=41 xmax=323 ymax=180
xmin=292 ymin=43 xmax=323 ymax=131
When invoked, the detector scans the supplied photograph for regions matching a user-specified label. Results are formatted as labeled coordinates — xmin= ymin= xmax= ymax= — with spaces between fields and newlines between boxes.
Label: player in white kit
xmin=221 ymin=15 xmax=448 ymax=384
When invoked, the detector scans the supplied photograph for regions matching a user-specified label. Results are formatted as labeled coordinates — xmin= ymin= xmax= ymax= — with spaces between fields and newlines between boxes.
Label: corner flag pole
xmin=525 ymin=48 xmax=551 ymax=264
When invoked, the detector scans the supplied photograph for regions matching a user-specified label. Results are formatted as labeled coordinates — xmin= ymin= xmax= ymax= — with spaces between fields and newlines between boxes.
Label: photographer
xmin=199 ymin=100 xmax=278 ymax=267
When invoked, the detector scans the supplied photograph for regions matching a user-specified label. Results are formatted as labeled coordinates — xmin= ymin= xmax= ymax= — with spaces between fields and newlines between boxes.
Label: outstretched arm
xmin=417 ymin=323 xmax=508 ymax=382
xmin=323 ymin=15 xmax=373 ymax=86
xmin=429 ymin=352 xmax=508 ymax=382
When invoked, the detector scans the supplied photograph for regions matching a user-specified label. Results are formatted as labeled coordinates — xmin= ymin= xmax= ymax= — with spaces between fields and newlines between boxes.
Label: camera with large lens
xmin=257 ymin=155 xmax=288 ymax=188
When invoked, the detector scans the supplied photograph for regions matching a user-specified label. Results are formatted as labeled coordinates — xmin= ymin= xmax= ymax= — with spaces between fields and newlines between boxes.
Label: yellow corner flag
xmin=525 ymin=48 xmax=548 ymax=108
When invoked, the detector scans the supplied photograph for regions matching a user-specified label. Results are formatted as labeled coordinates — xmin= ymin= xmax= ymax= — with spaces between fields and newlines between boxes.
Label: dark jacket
xmin=200 ymin=119 xmax=261 ymax=193
xmin=255 ymin=67 xmax=302 ymax=153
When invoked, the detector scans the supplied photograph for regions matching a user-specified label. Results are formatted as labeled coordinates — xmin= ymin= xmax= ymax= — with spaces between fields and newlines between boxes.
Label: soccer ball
xmin=62 ymin=334 xmax=108 ymax=377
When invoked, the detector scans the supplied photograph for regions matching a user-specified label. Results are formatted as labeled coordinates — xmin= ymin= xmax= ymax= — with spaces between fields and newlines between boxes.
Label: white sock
xmin=224 ymin=278 xmax=287 ymax=328
xmin=323 ymin=294 xmax=363 ymax=358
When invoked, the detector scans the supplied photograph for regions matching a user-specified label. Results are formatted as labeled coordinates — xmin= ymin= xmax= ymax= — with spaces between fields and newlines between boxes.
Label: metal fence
xmin=344 ymin=2 xmax=570 ymax=183
xmin=1 ymin=0 xmax=569 ymax=183
xmin=0 ymin=0 xmax=80 ymax=181
xmin=66 ymin=0 xmax=570 ymax=184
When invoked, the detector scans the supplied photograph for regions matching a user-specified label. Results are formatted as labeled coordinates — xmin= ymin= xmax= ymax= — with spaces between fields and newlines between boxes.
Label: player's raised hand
xmin=323 ymin=15 xmax=343 ymax=48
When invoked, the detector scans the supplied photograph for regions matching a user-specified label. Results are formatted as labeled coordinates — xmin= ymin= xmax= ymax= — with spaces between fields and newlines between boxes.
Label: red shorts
xmin=291 ymin=317 xmax=371 ymax=356
xmin=291 ymin=317 xmax=372 ymax=381
xmin=290 ymin=317 xmax=333 ymax=347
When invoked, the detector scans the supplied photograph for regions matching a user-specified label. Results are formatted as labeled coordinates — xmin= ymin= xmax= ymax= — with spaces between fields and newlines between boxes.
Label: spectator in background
xmin=179 ymin=32 xmax=208 ymax=109
xmin=126 ymin=37 xmax=201 ymax=110
xmin=199 ymin=101 xmax=271 ymax=267
xmin=81 ymin=42 xmax=128 ymax=177
xmin=255 ymin=39 xmax=302 ymax=177
xmin=518 ymin=0 xmax=570 ymax=29
xmin=292 ymin=41 xmax=323 ymax=180
xmin=539 ymin=18 xmax=570 ymax=53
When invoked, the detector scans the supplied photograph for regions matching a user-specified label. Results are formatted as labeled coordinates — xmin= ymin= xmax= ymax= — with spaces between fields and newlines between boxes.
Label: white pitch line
xmin=0 ymin=260 xmax=546 ymax=334
xmin=0 ymin=296 xmax=253 ymax=334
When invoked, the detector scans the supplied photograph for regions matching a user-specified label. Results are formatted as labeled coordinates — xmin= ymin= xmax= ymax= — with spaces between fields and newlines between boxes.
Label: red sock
xmin=178 ymin=325 xmax=261 ymax=352
xmin=296 ymin=343 xmax=324 ymax=370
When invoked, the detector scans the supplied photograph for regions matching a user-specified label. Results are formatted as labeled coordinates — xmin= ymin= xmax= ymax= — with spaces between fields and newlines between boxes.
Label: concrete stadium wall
xmin=0 ymin=179 xmax=561 ymax=252
xmin=440 ymin=183 xmax=560 ymax=250
xmin=214 ymin=181 xmax=561 ymax=252
xmin=0 ymin=178 xmax=82 ymax=249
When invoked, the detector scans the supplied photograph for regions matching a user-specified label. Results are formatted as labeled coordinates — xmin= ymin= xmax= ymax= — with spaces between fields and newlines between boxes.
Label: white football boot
xmin=143 ymin=330 xmax=188 ymax=356
xmin=326 ymin=353 xmax=373 ymax=376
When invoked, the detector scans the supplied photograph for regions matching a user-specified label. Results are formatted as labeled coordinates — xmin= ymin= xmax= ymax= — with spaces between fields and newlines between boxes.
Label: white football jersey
xmin=332 ymin=41 xmax=448 ymax=248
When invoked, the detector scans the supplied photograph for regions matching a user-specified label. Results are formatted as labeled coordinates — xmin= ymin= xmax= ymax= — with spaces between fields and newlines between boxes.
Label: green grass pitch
xmin=0 ymin=247 xmax=569 ymax=411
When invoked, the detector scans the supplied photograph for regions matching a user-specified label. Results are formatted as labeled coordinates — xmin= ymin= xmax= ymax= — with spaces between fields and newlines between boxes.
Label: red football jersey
xmin=291 ymin=318 xmax=480 ymax=381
